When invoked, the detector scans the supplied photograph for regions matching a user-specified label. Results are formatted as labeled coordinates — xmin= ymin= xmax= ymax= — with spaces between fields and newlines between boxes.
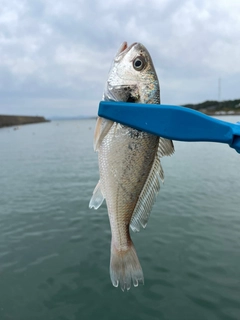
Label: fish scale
xmin=99 ymin=124 xmax=159 ymax=242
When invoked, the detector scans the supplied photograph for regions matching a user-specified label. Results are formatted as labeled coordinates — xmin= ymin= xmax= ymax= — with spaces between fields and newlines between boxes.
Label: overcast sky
xmin=0 ymin=0 xmax=240 ymax=117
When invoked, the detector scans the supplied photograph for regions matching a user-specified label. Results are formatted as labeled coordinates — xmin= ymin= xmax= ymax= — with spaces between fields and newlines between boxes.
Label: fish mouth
xmin=117 ymin=42 xmax=128 ymax=54
xmin=115 ymin=42 xmax=137 ymax=59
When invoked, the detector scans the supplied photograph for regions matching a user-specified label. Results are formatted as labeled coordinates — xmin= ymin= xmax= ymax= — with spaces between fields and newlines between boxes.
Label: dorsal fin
xmin=130 ymin=138 xmax=174 ymax=232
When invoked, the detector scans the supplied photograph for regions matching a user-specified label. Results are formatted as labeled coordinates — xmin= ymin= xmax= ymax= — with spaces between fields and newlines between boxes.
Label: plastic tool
xmin=98 ymin=101 xmax=240 ymax=154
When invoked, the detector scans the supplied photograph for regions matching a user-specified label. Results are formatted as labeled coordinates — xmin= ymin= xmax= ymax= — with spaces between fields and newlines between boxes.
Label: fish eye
xmin=133 ymin=56 xmax=146 ymax=71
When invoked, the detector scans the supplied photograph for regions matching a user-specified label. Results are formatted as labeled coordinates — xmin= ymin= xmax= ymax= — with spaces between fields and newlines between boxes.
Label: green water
xmin=0 ymin=118 xmax=240 ymax=320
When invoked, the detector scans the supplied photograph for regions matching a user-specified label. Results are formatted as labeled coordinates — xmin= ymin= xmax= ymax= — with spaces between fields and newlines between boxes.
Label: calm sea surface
xmin=0 ymin=117 xmax=240 ymax=320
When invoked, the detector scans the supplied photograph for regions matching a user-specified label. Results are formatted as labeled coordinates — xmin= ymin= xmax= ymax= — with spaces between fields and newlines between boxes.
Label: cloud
xmin=0 ymin=0 xmax=240 ymax=116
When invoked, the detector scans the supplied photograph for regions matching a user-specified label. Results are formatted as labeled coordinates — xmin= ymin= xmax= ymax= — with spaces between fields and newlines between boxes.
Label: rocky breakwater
xmin=0 ymin=115 xmax=49 ymax=128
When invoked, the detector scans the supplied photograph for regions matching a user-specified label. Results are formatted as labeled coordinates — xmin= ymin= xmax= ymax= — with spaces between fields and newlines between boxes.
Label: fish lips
xmin=115 ymin=42 xmax=138 ymax=61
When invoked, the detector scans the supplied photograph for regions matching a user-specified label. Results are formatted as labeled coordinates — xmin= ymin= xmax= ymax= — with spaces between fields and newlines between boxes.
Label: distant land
xmin=1 ymin=99 xmax=239 ymax=128
xmin=50 ymin=99 xmax=240 ymax=120
xmin=48 ymin=115 xmax=96 ymax=121
xmin=0 ymin=115 xmax=49 ymax=128
xmin=183 ymin=99 xmax=240 ymax=115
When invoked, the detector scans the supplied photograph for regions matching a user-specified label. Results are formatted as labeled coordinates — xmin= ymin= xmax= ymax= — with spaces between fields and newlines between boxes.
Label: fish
xmin=89 ymin=42 xmax=174 ymax=291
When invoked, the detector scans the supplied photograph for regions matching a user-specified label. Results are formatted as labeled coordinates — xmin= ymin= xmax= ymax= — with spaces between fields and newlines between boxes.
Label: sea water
xmin=0 ymin=117 xmax=239 ymax=320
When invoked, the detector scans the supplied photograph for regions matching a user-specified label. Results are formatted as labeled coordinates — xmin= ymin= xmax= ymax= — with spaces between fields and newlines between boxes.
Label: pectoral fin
xmin=94 ymin=117 xmax=114 ymax=151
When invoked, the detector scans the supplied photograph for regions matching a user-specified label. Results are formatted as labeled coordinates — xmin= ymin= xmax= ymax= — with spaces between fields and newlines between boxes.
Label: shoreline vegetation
xmin=183 ymin=99 xmax=240 ymax=116
xmin=0 ymin=115 xmax=49 ymax=128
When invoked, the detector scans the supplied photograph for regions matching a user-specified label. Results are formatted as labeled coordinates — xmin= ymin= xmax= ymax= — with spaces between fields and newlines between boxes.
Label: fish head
xmin=104 ymin=42 xmax=160 ymax=104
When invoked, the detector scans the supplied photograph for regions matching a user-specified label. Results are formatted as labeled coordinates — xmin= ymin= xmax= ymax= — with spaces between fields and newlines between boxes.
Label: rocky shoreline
xmin=183 ymin=99 xmax=240 ymax=116
xmin=0 ymin=115 xmax=49 ymax=128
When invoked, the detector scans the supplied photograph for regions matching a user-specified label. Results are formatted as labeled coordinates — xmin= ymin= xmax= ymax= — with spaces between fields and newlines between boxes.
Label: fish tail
xmin=110 ymin=240 xmax=144 ymax=291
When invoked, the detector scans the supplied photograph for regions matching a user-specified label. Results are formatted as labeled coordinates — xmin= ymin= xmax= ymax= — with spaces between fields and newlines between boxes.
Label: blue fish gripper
xmin=98 ymin=101 xmax=240 ymax=154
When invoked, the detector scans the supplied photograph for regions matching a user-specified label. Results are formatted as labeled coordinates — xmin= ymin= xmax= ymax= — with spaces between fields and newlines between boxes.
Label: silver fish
xmin=89 ymin=42 xmax=174 ymax=291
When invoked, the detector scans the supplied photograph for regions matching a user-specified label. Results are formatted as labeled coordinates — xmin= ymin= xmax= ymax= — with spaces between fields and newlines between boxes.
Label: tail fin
xmin=110 ymin=241 xmax=144 ymax=291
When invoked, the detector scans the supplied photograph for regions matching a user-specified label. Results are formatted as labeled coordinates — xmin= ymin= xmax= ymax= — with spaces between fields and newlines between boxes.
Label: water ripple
xmin=0 ymin=119 xmax=240 ymax=320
